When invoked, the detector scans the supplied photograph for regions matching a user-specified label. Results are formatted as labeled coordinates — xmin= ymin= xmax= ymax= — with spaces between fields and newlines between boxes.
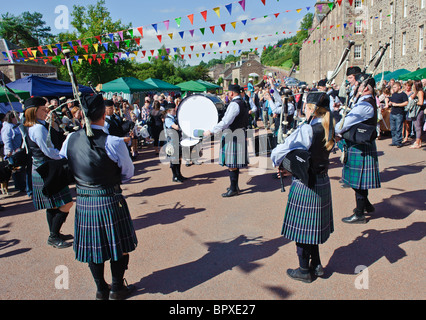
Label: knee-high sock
xmin=46 ymin=209 xmax=56 ymax=233
xmin=88 ymin=262 xmax=109 ymax=292
xmin=353 ymin=188 xmax=368 ymax=215
xmin=110 ymin=255 xmax=129 ymax=291
xmin=229 ymin=170 xmax=239 ymax=192
xmin=296 ymin=243 xmax=310 ymax=273
xmin=50 ymin=209 xmax=69 ymax=237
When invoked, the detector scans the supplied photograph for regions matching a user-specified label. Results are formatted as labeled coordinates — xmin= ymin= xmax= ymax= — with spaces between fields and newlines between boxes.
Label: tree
xmin=53 ymin=0 xmax=139 ymax=86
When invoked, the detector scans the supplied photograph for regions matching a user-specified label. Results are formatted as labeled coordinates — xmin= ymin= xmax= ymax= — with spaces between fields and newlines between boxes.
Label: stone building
xmin=0 ymin=39 xmax=57 ymax=83
xmin=209 ymin=53 xmax=265 ymax=89
xmin=299 ymin=0 xmax=426 ymax=85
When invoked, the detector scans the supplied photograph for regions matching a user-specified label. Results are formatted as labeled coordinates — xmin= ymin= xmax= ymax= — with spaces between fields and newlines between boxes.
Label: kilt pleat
xmin=220 ymin=133 xmax=249 ymax=169
xmin=31 ymin=167 xmax=72 ymax=211
xmin=342 ymin=140 xmax=381 ymax=190
xmin=74 ymin=186 xmax=138 ymax=264
xmin=281 ymin=174 xmax=334 ymax=245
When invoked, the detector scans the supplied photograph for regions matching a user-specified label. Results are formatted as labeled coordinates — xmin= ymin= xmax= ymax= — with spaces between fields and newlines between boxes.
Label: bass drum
xmin=177 ymin=94 xmax=220 ymax=147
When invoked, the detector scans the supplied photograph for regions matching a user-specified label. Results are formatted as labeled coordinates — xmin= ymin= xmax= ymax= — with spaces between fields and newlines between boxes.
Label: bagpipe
xmin=339 ymin=43 xmax=390 ymax=130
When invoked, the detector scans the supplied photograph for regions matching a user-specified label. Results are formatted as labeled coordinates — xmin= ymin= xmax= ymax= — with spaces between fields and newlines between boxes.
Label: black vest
xmin=105 ymin=114 xmax=125 ymax=137
xmin=361 ymin=96 xmax=378 ymax=126
xmin=229 ymin=97 xmax=249 ymax=131
xmin=26 ymin=122 xmax=63 ymax=163
xmin=67 ymin=128 xmax=121 ymax=189
xmin=309 ymin=123 xmax=331 ymax=174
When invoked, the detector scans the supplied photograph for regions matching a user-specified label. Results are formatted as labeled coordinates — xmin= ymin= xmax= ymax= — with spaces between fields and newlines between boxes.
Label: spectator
xmin=387 ymin=82 xmax=408 ymax=148
xmin=409 ymin=80 xmax=425 ymax=149
xmin=150 ymin=100 xmax=165 ymax=155
xmin=402 ymin=81 xmax=414 ymax=143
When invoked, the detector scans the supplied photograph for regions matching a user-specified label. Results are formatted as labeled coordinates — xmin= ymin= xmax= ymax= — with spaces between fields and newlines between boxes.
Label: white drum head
xmin=178 ymin=95 xmax=219 ymax=139
xmin=180 ymin=138 xmax=200 ymax=147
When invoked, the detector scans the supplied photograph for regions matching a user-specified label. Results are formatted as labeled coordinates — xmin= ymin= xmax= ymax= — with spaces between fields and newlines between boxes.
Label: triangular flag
xmin=200 ymin=28 xmax=205 ymax=35
xmin=150 ymin=50 xmax=155 ymax=56
xmin=93 ymin=43 xmax=99 ymax=52
xmin=135 ymin=38 xmax=141 ymax=46
xmin=175 ymin=17 xmax=181 ymax=28
xmin=239 ymin=0 xmax=246 ymax=11
xmin=210 ymin=26 xmax=215 ymax=34
xmin=118 ymin=31 xmax=124 ymax=40
xmin=157 ymin=35 xmax=162 ymax=42
xmin=261 ymin=0 xmax=266 ymax=5
xmin=188 ymin=14 xmax=194 ymax=25
xmin=164 ymin=20 xmax=169 ymax=30
xmin=225 ymin=4 xmax=232 ymax=15
xmin=128 ymin=29 xmax=134 ymax=38
xmin=152 ymin=24 xmax=158 ymax=33
xmin=213 ymin=7 xmax=220 ymax=18
xmin=137 ymin=27 xmax=144 ymax=37
xmin=190 ymin=45 xmax=194 ymax=51
xmin=189 ymin=29 xmax=195 ymax=37
xmin=179 ymin=31 xmax=184 ymax=39
xmin=108 ymin=33 xmax=114 ymax=41
xmin=337 ymin=0 xmax=342 ymax=6
xmin=221 ymin=24 xmax=226 ymax=32
xmin=168 ymin=33 xmax=174 ymax=40
xmin=202 ymin=43 xmax=207 ymax=49
xmin=241 ymin=19 xmax=247 ymax=25
xmin=73 ymin=46 xmax=78 ymax=53
xmin=274 ymin=13 xmax=280 ymax=18
xmin=231 ymin=22 xmax=237 ymax=29
xmin=95 ymin=35 xmax=101 ymax=43
xmin=328 ymin=3 xmax=334 ymax=10
xmin=296 ymin=8 xmax=302 ymax=13
xmin=201 ymin=10 xmax=207 ymax=22
xmin=47 ymin=45 xmax=52 ymax=52
xmin=348 ymin=0 xmax=354 ymax=5
xmin=209 ymin=43 xmax=214 ymax=49
xmin=114 ymin=41 xmax=120 ymax=49
xmin=31 ymin=50 xmax=37 ymax=57
xmin=182 ymin=46 xmax=186 ymax=52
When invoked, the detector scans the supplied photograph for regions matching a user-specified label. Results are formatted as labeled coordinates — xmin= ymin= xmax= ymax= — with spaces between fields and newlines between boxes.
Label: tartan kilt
xmin=74 ymin=186 xmax=138 ymax=264
xmin=342 ymin=140 xmax=381 ymax=190
xmin=220 ymin=132 xmax=249 ymax=169
xmin=281 ymin=174 xmax=334 ymax=245
xmin=31 ymin=166 xmax=72 ymax=211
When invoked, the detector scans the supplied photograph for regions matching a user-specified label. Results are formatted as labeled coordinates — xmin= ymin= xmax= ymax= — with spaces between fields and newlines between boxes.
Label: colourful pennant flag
xmin=137 ymin=27 xmax=143 ymax=37
xmin=175 ymin=17 xmax=181 ymax=28
xmin=225 ymin=4 xmax=232 ymax=15
xmin=188 ymin=14 xmax=194 ymax=25
xmin=231 ymin=21 xmax=237 ymax=29
xmin=157 ymin=35 xmax=162 ymax=42
xmin=152 ymin=24 xmax=158 ymax=33
xmin=221 ymin=24 xmax=226 ymax=32
xmin=210 ymin=26 xmax=215 ymax=34
xmin=201 ymin=10 xmax=207 ymax=22
xmin=213 ymin=7 xmax=220 ymax=18
xmin=179 ymin=31 xmax=184 ymax=39
xmin=239 ymin=0 xmax=246 ymax=11
xmin=168 ymin=33 xmax=174 ymax=40
xmin=200 ymin=28 xmax=205 ymax=35
xmin=164 ymin=20 xmax=169 ymax=30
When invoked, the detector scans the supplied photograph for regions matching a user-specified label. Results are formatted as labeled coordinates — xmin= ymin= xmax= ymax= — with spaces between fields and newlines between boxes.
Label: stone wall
xmin=299 ymin=0 xmax=426 ymax=84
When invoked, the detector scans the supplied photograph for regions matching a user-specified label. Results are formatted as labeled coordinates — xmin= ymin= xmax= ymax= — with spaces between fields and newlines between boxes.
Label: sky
xmin=1 ymin=0 xmax=317 ymax=66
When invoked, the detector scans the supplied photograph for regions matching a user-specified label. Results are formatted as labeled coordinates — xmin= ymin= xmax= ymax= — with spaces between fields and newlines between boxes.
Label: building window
xmin=422 ymin=0 xmax=425 ymax=9
xmin=379 ymin=10 xmax=383 ymax=29
xmin=420 ymin=25 xmax=424 ymax=52
xmin=369 ymin=44 xmax=373 ymax=60
xmin=389 ymin=37 xmax=393 ymax=59
xmin=370 ymin=17 xmax=374 ymax=34
xmin=354 ymin=44 xmax=362 ymax=59
xmin=354 ymin=0 xmax=362 ymax=8
xmin=403 ymin=0 xmax=408 ymax=18
xmin=390 ymin=3 xmax=393 ymax=24
xmin=402 ymin=32 xmax=407 ymax=56
xmin=355 ymin=20 xmax=363 ymax=34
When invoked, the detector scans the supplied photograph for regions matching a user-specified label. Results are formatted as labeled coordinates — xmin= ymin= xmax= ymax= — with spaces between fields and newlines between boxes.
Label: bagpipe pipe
xmin=273 ymin=42 xmax=357 ymax=192
xmin=339 ymin=42 xmax=390 ymax=130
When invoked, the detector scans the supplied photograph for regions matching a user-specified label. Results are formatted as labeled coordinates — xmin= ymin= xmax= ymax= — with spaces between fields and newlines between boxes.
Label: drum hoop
xmin=177 ymin=94 xmax=218 ymax=139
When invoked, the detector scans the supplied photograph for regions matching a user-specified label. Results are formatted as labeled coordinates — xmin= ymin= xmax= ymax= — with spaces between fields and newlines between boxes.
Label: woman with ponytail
xmin=271 ymin=92 xmax=335 ymax=283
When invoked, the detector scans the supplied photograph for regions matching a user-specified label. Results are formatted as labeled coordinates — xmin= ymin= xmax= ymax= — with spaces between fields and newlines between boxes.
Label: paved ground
xmin=0 ymin=128 xmax=425 ymax=301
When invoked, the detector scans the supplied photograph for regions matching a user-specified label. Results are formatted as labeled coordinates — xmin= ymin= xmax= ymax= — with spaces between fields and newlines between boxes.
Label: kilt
xmin=342 ymin=140 xmax=381 ymax=190
xmin=220 ymin=132 xmax=249 ymax=169
xmin=32 ymin=165 xmax=72 ymax=211
xmin=281 ymin=174 xmax=334 ymax=245
xmin=74 ymin=186 xmax=138 ymax=264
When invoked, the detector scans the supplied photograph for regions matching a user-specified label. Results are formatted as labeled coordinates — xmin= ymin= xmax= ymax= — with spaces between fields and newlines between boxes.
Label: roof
xmin=101 ymin=77 xmax=157 ymax=94
xmin=143 ymin=78 xmax=181 ymax=91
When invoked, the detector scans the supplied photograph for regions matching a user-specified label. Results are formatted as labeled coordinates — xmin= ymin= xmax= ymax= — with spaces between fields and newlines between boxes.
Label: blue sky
xmin=1 ymin=0 xmax=317 ymax=65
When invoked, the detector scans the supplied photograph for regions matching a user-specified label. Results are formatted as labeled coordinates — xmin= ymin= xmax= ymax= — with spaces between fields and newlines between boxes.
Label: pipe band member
xmin=271 ymin=92 xmax=335 ymax=283
xmin=335 ymin=76 xmax=381 ymax=224
xmin=204 ymin=84 xmax=249 ymax=198
xmin=60 ymin=94 xmax=137 ymax=300
xmin=24 ymin=97 xmax=73 ymax=249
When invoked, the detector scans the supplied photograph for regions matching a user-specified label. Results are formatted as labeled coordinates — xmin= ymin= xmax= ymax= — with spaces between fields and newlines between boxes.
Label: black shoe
xmin=109 ymin=281 xmax=135 ymax=300
xmin=222 ymin=189 xmax=239 ymax=198
xmin=173 ymin=177 xmax=185 ymax=183
xmin=286 ymin=268 xmax=312 ymax=283
xmin=342 ymin=212 xmax=367 ymax=224
xmin=178 ymin=175 xmax=188 ymax=181
xmin=310 ymin=264 xmax=324 ymax=277
xmin=96 ymin=285 xmax=111 ymax=300
xmin=364 ymin=202 xmax=375 ymax=213
xmin=47 ymin=236 xmax=72 ymax=249
xmin=59 ymin=233 xmax=74 ymax=241
xmin=227 ymin=187 xmax=241 ymax=194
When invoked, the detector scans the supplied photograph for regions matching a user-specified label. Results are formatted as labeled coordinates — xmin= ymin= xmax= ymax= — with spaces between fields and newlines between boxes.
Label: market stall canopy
xmin=374 ymin=71 xmax=391 ymax=82
xmin=196 ymin=79 xmax=221 ymax=89
xmin=101 ymin=77 xmax=156 ymax=94
xmin=143 ymin=78 xmax=181 ymax=92
xmin=0 ymin=86 xmax=30 ymax=103
xmin=397 ymin=68 xmax=426 ymax=81
xmin=382 ymin=69 xmax=411 ymax=81
xmin=176 ymin=80 xmax=211 ymax=92
xmin=7 ymin=75 xmax=92 ymax=97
